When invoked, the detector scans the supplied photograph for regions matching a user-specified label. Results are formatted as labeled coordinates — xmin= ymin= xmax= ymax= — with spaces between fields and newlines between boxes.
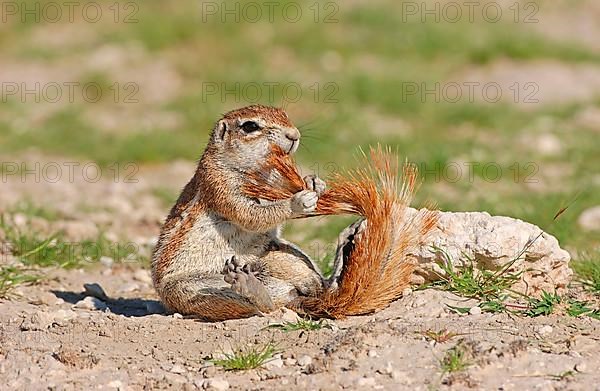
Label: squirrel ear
xmin=213 ymin=120 xmax=228 ymax=142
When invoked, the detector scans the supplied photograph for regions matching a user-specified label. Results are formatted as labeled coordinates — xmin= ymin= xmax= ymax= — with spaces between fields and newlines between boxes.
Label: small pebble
xmin=280 ymin=307 xmax=300 ymax=323
xmin=575 ymin=362 xmax=587 ymax=372
xmin=74 ymin=296 xmax=108 ymax=311
xmin=297 ymin=355 xmax=312 ymax=366
xmin=367 ymin=349 xmax=378 ymax=357
xmin=203 ymin=378 xmax=229 ymax=390
xmin=538 ymin=325 xmax=553 ymax=336
xmin=173 ymin=313 xmax=183 ymax=319
xmin=469 ymin=306 xmax=482 ymax=315
xmin=265 ymin=357 xmax=284 ymax=370
xmin=284 ymin=358 xmax=297 ymax=366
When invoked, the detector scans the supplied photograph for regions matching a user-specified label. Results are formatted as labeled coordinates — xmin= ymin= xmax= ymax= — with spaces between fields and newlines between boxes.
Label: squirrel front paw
xmin=303 ymin=175 xmax=326 ymax=195
xmin=291 ymin=190 xmax=318 ymax=215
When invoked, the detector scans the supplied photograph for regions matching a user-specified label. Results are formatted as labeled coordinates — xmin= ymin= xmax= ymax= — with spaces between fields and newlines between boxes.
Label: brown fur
xmin=243 ymin=146 xmax=439 ymax=318
xmin=152 ymin=105 xmax=325 ymax=321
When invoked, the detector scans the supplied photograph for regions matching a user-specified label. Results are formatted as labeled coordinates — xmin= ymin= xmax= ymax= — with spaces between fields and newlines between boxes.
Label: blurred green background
xmin=0 ymin=0 xmax=598 ymax=261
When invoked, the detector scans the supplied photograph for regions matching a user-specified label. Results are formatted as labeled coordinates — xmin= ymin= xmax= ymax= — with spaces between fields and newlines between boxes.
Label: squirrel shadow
xmin=51 ymin=290 xmax=166 ymax=317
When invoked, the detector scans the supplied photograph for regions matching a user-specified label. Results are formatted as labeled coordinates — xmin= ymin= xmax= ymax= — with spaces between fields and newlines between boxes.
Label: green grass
xmin=0 ymin=214 xmax=141 ymax=269
xmin=567 ymin=300 xmax=600 ymax=320
xmin=440 ymin=344 xmax=471 ymax=374
xmin=525 ymin=291 xmax=561 ymax=317
xmin=0 ymin=266 xmax=40 ymax=299
xmin=425 ymin=244 xmax=575 ymax=317
xmin=424 ymin=247 xmax=521 ymax=313
xmin=268 ymin=318 xmax=331 ymax=332
xmin=211 ymin=342 xmax=280 ymax=371
xmin=572 ymin=253 xmax=600 ymax=294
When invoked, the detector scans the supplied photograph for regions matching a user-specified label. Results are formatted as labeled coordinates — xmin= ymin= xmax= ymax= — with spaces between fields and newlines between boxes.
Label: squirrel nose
xmin=284 ymin=128 xmax=300 ymax=142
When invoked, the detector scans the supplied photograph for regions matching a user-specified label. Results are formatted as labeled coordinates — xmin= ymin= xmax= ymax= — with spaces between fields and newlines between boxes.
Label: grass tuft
xmin=525 ymin=291 xmax=561 ymax=317
xmin=268 ymin=318 xmax=332 ymax=332
xmin=424 ymin=247 xmax=520 ymax=313
xmin=440 ymin=344 xmax=471 ymax=374
xmin=572 ymin=252 xmax=600 ymax=294
xmin=567 ymin=300 xmax=600 ymax=320
xmin=211 ymin=342 xmax=280 ymax=371
xmin=0 ymin=266 xmax=40 ymax=299
xmin=0 ymin=214 xmax=141 ymax=269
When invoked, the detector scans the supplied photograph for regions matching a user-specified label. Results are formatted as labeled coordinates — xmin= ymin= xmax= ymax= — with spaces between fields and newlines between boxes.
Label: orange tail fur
xmin=242 ymin=145 xmax=439 ymax=318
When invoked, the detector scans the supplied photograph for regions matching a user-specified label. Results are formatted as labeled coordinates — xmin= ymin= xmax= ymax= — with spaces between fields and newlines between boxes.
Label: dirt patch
xmin=1 ymin=264 xmax=599 ymax=390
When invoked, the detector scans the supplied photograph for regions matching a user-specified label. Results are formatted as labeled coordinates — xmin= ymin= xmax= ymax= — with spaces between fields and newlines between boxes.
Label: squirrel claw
xmin=303 ymin=175 xmax=326 ymax=195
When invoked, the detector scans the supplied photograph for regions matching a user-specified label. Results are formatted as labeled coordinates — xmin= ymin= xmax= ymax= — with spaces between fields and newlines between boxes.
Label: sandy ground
xmin=0 ymin=264 xmax=599 ymax=390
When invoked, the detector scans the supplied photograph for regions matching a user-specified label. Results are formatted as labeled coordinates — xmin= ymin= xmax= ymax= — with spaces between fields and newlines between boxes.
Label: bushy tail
xmin=243 ymin=146 xmax=438 ymax=318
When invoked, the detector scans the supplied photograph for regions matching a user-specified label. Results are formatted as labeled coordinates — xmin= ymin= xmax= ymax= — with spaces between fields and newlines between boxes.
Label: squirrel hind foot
xmin=224 ymin=260 xmax=275 ymax=313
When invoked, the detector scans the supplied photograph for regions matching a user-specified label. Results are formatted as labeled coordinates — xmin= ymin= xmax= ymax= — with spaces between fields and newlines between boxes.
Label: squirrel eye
xmin=241 ymin=121 xmax=260 ymax=133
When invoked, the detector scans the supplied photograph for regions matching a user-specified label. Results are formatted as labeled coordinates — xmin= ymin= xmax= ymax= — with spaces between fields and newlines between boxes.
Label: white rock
xmin=297 ymin=355 xmax=312 ymax=366
xmin=265 ymin=357 xmax=284 ymax=370
xmin=172 ymin=313 xmax=183 ymax=319
xmin=203 ymin=378 xmax=229 ymax=391
xmin=408 ymin=208 xmax=572 ymax=296
xmin=367 ymin=349 xmax=378 ymax=357
xmin=577 ymin=206 xmax=600 ymax=232
xmin=83 ymin=283 xmax=108 ymax=300
xmin=538 ymin=325 xmax=553 ymax=336
xmin=74 ymin=296 xmax=108 ymax=311
xmin=280 ymin=307 xmax=300 ymax=323
xmin=575 ymin=362 xmax=587 ymax=372
xmin=469 ymin=306 xmax=482 ymax=315
xmin=284 ymin=358 xmax=297 ymax=366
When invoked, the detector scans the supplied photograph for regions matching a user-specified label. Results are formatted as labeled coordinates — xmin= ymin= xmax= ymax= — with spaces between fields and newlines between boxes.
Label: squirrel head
xmin=208 ymin=105 xmax=300 ymax=171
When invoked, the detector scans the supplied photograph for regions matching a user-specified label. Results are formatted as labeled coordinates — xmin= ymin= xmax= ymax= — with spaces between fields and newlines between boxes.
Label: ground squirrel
xmin=152 ymin=105 xmax=438 ymax=321
xmin=151 ymin=105 xmax=332 ymax=321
